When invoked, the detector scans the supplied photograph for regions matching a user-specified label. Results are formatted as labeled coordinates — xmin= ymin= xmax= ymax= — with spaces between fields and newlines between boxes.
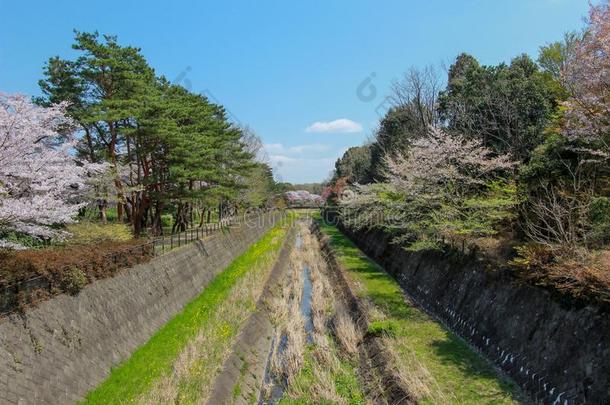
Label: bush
xmin=0 ymin=239 xmax=154 ymax=313
xmin=161 ymin=214 xmax=173 ymax=228
xmin=60 ymin=267 xmax=87 ymax=295
xmin=0 ymin=231 xmax=46 ymax=249
xmin=511 ymin=244 xmax=610 ymax=306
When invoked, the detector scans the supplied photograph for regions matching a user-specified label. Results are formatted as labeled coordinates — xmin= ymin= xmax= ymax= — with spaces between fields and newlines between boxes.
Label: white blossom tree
xmin=0 ymin=93 xmax=105 ymax=248
xmin=561 ymin=1 xmax=610 ymax=148
xmin=340 ymin=127 xmax=517 ymax=251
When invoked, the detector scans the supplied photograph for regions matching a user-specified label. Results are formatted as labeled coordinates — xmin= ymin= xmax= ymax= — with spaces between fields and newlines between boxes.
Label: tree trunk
xmin=97 ymin=199 xmax=108 ymax=223
xmin=151 ymin=201 xmax=164 ymax=236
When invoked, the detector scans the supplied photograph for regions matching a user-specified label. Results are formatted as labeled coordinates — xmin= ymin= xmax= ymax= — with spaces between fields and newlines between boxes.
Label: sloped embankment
xmin=334 ymin=220 xmax=610 ymax=404
xmin=0 ymin=211 xmax=285 ymax=405
xmin=315 ymin=218 xmax=524 ymax=404
xmin=83 ymin=213 xmax=295 ymax=404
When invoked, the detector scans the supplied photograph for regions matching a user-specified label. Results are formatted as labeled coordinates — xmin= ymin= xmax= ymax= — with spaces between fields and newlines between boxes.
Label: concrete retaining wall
xmin=0 ymin=212 xmax=283 ymax=405
xmin=337 ymin=223 xmax=609 ymax=404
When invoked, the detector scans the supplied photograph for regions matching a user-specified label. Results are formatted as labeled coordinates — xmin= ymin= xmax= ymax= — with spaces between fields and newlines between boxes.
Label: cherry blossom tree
xmin=0 ymin=93 xmax=105 ymax=248
xmin=340 ymin=127 xmax=517 ymax=251
xmin=561 ymin=1 xmax=610 ymax=148
xmin=284 ymin=190 xmax=324 ymax=207
xmin=383 ymin=126 xmax=514 ymax=198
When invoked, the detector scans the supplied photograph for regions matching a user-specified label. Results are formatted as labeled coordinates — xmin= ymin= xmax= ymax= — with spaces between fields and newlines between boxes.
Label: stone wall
xmin=338 ymin=224 xmax=609 ymax=404
xmin=0 ymin=212 xmax=283 ymax=405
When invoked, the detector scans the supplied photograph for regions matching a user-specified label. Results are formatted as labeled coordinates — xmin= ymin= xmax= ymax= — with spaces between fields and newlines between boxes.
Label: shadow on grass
xmin=428 ymin=337 xmax=520 ymax=397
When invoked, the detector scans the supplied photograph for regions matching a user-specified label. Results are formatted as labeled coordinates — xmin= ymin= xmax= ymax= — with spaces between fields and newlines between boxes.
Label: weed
xmin=366 ymin=320 xmax=398 ymax=338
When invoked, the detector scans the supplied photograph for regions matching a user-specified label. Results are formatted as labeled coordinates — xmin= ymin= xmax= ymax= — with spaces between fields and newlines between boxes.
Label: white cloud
xmin=305 ymin=118 xmax=362 ymax=133
xmin=263 ymin=143 xmax=331 ymax=156
xmin=262 ymin=142 xmax=351 ymax=182
xmin=268 ymin=154 xmax=299 ymax=164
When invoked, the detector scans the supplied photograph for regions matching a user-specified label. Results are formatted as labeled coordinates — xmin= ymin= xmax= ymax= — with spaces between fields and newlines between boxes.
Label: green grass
xmin=81 ymin=215 xmax=294 ymax=404
xmin=317 ymin=216 xmax=521 ymax=404
xmin=65 ymin=222 xmax=133 ymax=244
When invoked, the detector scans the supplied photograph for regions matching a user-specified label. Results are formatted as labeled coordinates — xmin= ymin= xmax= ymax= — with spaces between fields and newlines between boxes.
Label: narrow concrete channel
xmin=208 ymin=217 xmax=523 ymax=404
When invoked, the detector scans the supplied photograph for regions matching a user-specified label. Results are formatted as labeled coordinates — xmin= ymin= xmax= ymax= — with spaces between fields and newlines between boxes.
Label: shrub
xmin=0 ymin=239 xmax=153 ymax=313
xmin=60 ymin=267 xmax=87 ymax=295
xmin=511 ymin=244 xmax=610 ymax=306
xmin=161 ymin=214 xmax=173 ymax=228
xmin=0 ymin=231 xmax=46 ymax=250
xmin=105 ymin=206 xmax=119 ymax=222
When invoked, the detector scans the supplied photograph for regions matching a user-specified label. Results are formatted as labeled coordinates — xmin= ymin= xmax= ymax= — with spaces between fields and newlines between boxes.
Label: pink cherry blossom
xmin=561 ymin=1 xmax=610 ymax=150
xmin=0 ymin=93 xmax=106 ymax=247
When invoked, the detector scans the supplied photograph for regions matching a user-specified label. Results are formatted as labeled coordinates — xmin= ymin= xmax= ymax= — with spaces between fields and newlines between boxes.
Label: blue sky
xmin=0 ymin=0 xmax=594 ymax=183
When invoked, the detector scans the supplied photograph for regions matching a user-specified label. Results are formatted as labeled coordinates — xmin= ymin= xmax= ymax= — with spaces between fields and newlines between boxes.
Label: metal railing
xmin=151 ymin=215 xmax=238 ymax=255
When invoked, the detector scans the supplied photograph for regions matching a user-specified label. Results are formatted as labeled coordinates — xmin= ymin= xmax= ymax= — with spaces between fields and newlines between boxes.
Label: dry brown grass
xmin=269 ymin=234 xmax=307 ymax=383
xmin=284 ymin=306 xmax=306 ymax=381
xmin=333 ymin=306 xmax=361 ymax=356
xmin=382 ymin=337 xmax=450 ymax=403
xmin=269 ymin=220 xmax=366 ymax=403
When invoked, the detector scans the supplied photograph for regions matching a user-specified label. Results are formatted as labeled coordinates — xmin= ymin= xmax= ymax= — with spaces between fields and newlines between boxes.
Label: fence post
xmin=170 ymin=234 xmax=173 ymax=250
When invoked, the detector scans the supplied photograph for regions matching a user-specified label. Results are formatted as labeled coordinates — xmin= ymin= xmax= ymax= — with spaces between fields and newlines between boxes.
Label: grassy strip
xmin=140 ymin=233 xmax=284 ymax=403
xmin=317 ymin=217 xmax=521 ymax=404
xmin=82 ymin=215 xmax=294 ymax=404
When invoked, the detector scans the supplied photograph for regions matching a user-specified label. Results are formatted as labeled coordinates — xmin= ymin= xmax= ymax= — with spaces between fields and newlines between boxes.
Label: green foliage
xmin=37 ymin=31 xmax=267 ymax=236
xmin=589 ymin=197 xmax=610 ymax=245
xmin=537 ymin=32 xmax=579 ymax=81
xmin=60 ymin=267 xmax=87 ymax=295
xmin=239 ymin=163 xmax=276 ymax=208
xmin=334 ymin=145 xmax=373 ymax=184
xmin=160 ymin=214 xmax=173 ymax=228
xmin=439 ymin=53 xmax=557 ymax=161
xmin=518 ymin=124 xmax=609 ymax=249
xmin=367 ymin=320 xmax=399 ymax=338
xmin=0 ymin=231 xmax=45 ymax=249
